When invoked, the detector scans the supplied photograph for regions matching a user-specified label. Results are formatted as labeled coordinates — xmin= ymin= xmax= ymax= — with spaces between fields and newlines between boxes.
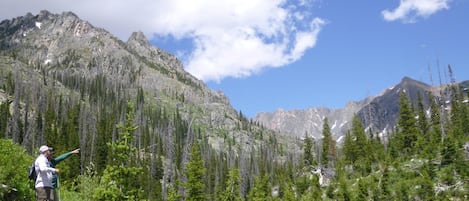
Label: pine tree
xmin=185 ymin=141 xmax=206 ymax=201
xmin=380 ymin=165 xmax=391 ymax=200
xmin=357 ymin=178 xmax=369 ymax=201
xmin=302 ymin=174 xmax=322 ymax=201
xmin=321 ymin=117 xmax=336 ymax=167
xmin=445 ymin=86 xmax=469 ymax=178
xmin=220 ymin=168 xmax=243 ymax=201
xmin=337 ymin=172 xmax=352 ymax=201
xmin=351 ymin=115 xmax=371 ymax=175
xmin=247 ymin=174 xmax=270 ymax=201
xmin=415 ymin=93 xmax=430 ymax=154
xmin=412 ymin=175 xmax=434 ymax=200
xmin=351 ymin=115 xmax=368 ymax=158
xmin=0 ymin=101 xmax=10 ymax=137
xmin=282 ymin=181 xmax=296 ymax=201
xmin=396 ymin=91 xmax=420 ymax=157
xmin=368 ymin=130 xmax=385 ymax=163
xmin=294 ymin=175 xmax=311 ymax=196
xmin=448 ymin=84 xmax=469 ymax=144
xmin=342 ymin=131 xmax=355 ymax=165
xmin=167 ymin=178 xmax=182 ymax=201
xmin=60 ymin=102 xmax=81 ymax=181
xmin=441 ymin=134 xmax=458 ymax=166
xmin=93 ymin=102 xmax=144 ymax=201
xmin=416 ymin=93 xmax=429 ymax=137
xmin=459 ymin=90 xmax=469 ymax=138
xmin=303 ymin=132 xmax=316 ymax=167
xmin=428 ymin=93 xmax=442 ymax=153
xmin=44 ymin=95 xmax=58 ymax=147
xmin=95 ymin=105 xmax=114 ymax=173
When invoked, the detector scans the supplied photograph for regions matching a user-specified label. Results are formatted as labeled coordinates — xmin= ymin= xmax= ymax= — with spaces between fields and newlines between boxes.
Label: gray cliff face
xmin=126 ymin=31 xmax=193 ymax=80
xmin=254 ymin=99 xmax=371 ymax=142
xmin=254 ymin=76 xmax=459 ymax=144
xmin=357 ymin=77 xmax=433 ymax=139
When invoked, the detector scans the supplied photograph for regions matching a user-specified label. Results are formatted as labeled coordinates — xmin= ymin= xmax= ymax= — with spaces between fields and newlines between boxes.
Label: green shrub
xmin=60 ymin=189 xmax=86 ymax=201
xmin=0 ymin=139 xmax=35 ymax=201
xmin=70 ymin=164 xmax=100 ymax=201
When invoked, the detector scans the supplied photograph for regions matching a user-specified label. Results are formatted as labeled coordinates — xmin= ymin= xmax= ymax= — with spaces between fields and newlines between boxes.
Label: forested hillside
xmin=1 ymin=11 xmax=468 ymax=200
xmin=0 ymin=10 xmax=299 ymax=200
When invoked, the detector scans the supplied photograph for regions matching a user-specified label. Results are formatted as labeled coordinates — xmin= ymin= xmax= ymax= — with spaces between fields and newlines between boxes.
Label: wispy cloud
xmin=382 ymin=0 xmax=450 ymax=23
xmin=0 ymin=0 xmax=325 ymax=83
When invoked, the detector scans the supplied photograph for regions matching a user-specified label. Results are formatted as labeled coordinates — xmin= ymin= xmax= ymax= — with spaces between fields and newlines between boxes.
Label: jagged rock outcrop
xmin=357 ymin=77 xmax=433 ymax=139
xmin=254 ymin=99 xmax=371 ymax=141
xmin=254 ymin=76 xmax=466 ymax=143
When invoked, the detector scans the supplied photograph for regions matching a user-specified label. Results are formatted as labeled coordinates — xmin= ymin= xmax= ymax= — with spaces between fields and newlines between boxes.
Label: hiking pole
xmin=57 ymin=176 xmax=61 ymax=201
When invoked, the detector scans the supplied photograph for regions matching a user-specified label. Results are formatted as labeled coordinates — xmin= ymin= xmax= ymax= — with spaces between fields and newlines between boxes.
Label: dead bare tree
xmin=162 ymin=120 xmax=175 ymax=201
xmin=10 ymin=71 xmax=22 ymax=143
xmin=21 ymin=92 xmax=31 ymax=148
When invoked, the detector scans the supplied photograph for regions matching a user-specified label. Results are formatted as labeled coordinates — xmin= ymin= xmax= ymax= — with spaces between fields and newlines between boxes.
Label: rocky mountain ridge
xmin=0 ymin=10 xmax=298 ymax=155
xmin=0 ymin=10 xmax=230 ymax=114
xmin=254 ymin=76 xmax=469 ymax=143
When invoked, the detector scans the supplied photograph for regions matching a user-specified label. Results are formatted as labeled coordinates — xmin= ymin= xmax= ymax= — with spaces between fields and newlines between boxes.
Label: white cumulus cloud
xmin=150 ymin=0 xmax=325 ymax=82
xmin=0 ymin=0 xmax=325 ymax=82
xmin=382 ymin=0 xmax=450 ymax=23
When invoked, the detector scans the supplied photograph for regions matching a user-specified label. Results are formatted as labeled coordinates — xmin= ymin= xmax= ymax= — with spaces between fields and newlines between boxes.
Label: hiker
xmin=47 ymin=147 xmax=80 ymax=201
xmin=34 ymin=145 xmax=59 ymax=201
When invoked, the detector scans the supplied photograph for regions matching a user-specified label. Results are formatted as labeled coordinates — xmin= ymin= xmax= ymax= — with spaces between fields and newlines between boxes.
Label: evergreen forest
xmin=1 ymin=64 xmax=468 ymax=201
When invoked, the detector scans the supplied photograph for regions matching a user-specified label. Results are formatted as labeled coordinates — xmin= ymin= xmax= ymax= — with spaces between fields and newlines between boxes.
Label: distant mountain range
xmin=254 ymin=77 xmax=469 ymax=143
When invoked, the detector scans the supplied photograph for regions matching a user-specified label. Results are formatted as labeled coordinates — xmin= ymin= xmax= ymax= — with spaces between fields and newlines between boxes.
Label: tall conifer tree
xmin=94 ymin=102 xmax=144 ymax=201
xmin=303 ymin=132 xmax=315 ymax=167
xmin=396 ymin=91 xmax=419 ymax=157
xmin=220 ymin=168 xmax=243 ymax=201
xmin=321 ymin=117 xmax=336 ymax=167
xmin=185 ymin=141 xmax=206 ymax=201
xmin=416 ymin=93 xmax=429 ymax=137
xmin=351 ymin=115 xmax=370 ymax=175
xmin=429 ymin=93 xmax=442 ymax=147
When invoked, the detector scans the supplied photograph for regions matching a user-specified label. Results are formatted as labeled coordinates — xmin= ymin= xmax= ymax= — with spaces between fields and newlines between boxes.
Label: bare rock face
xmin=127 ymin=31 xmax=186 ymax=74
xmin=254 ymin=100 xmax=369 ymax=141
xmin=254 ymin=77 xmax=462 ymax=144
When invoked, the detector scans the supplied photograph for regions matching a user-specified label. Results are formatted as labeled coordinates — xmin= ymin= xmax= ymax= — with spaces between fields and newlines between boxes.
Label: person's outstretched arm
xmin=53 ymin=148 xmax=80 ymax=165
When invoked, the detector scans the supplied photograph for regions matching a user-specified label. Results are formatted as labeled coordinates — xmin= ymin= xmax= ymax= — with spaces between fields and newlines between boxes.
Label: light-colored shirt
xmin=34 ymin=154 xmax=57 ymax=188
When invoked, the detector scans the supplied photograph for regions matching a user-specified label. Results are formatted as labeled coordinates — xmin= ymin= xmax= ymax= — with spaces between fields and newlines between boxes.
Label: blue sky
xmin=2 ymin=0 xmax=469 ymax=118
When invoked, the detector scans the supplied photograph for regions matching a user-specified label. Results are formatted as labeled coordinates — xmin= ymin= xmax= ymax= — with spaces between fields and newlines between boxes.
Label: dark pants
xmin=54 ymin=189 xmax=60 ymax=201
xmin=36 ymin=187 xmax=54 ymax=201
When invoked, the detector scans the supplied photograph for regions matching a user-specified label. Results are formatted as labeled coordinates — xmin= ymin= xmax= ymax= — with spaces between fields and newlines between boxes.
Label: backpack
xmin=28 ymin=163 xmax=37 ymax=181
